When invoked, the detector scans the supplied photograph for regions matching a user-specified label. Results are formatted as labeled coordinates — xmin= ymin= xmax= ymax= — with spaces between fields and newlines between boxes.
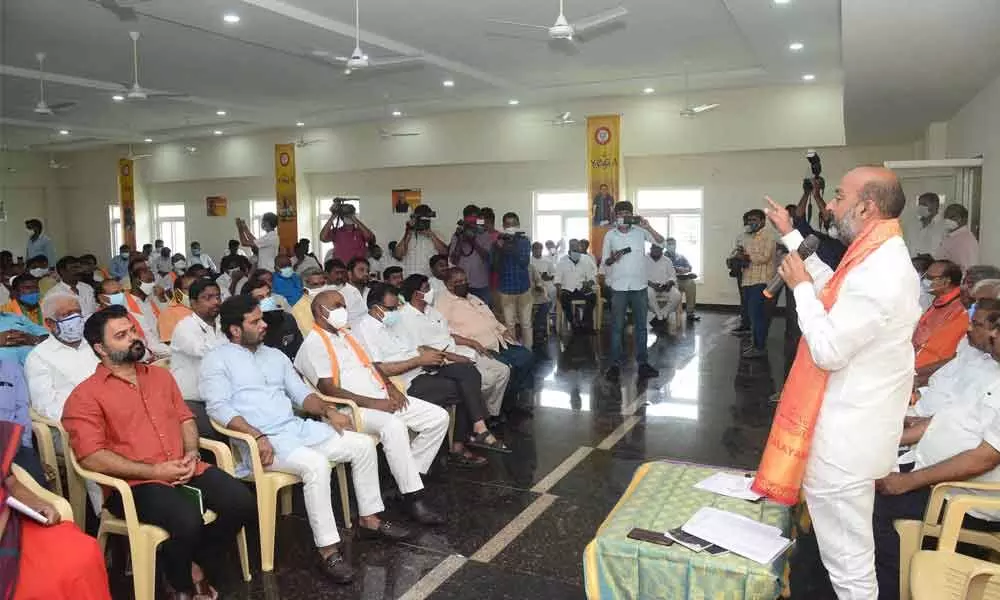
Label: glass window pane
xmin=252 ymin=200 xmax=277 ymax=218
xmin=669 ymin=214 xmax=702 ymax=277
xmin=636 ymin=189 xmax=703 ymax=211
xmin=536 ymin=193 xmax=587 ymax=212
xmin=110 ymin=205 xmax=121 ymax=220
xmin=565 ymin=217 xmax=590 ymax=245
xmin=644 ymin=216 xmax=669 ymax=251
xmin=157 ymin=203 xmax=185 ymax=218
xmin=534 ymin=215 xmax=563 ymax=247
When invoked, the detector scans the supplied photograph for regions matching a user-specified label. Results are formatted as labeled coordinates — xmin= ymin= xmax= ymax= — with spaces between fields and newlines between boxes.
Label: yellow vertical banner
xmin=118 ymin=158 xmax=137 ymax=249
xmin=274 ymin=143 xmax=298 ymax=252
xmin=586 ymin=114 xmax=621 ymax=259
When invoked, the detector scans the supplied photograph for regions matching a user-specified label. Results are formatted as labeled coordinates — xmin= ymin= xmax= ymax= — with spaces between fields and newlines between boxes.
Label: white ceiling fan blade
xmin=368 ymin=55 xmax=424 ymax=68
xmin=572 ymin=6 xmax=628 ymax=34
xmin=690 ymin=103 xmax=720 ymax=113
xmin=487 ymin=18 xmax=550 ymax=30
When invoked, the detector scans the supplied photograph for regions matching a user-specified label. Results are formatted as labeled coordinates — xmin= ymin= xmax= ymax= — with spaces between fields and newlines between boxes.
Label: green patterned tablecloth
xmin=584 ymin=461 xmax=791 ymax=600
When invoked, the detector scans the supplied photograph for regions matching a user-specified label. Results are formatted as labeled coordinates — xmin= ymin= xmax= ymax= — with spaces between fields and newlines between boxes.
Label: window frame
xmin=634 ymin=187 xmax=705 ymax=282
xmin=108 ymin=204 xmax=123 ymax=259
xmin=531 ymin=190 xmax=589 ymax=253
xmin=154 ymin=202 xmax=187 ymax=255
xmin=250 ymin=199 xmax=278 ymax=240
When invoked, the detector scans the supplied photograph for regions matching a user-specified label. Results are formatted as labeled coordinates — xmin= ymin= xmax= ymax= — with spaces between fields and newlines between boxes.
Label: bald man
xmin=761 ymin=167 xmax=921 ymax=599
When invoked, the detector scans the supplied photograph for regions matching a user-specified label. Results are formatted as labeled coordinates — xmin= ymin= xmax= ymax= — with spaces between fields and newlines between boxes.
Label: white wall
xmin=947 ymin=71 xmax=1000 ymax=265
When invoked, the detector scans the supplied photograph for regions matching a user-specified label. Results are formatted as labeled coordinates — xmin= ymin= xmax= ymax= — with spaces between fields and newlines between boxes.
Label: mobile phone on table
xmin=627 ymin=528 xmax=675 ymax=547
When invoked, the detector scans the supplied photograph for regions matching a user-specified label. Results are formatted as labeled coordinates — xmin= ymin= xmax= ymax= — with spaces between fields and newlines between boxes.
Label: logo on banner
xmin=279 ymin=152 xmax=291 ymax=167
xmin=594 ymin=127 xmax=612 ymax=145
xmin=120 ymin=163 xmax=130 ymax=177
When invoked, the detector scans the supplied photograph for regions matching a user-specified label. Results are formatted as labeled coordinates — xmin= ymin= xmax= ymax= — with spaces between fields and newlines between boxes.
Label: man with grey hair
xmin=292 ymin=266 xmax=331 ymax=336
xmin=762 ymin=166 xmax=921 ymax=599
xmin=25 ymin=292 xmax=99 ymax=422
xmin=961 ymin=265 xmax=1000 ymax=309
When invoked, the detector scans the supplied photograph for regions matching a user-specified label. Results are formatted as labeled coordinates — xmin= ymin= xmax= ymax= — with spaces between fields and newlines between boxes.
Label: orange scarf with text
xmin=312 ymin=324 xmax=385 ymax=391
xmin=751 ymin=218 xmax=903 ymax=505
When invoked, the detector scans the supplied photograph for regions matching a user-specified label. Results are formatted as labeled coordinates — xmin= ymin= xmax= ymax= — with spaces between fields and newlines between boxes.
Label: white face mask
xmin=29 ymin=268 xmax=48 ymax=278
xmin=139 ymin=281 xmax=156 ymax=295
xmin=421 ymin=288 xmax=435 ymax=305
xmin=503 ymin=226 xmax=519 ymax=235
xmin=324 ymin=306 xmax=349 ymax=329
xmin=943 ymin=218 xmax=960 ymax=232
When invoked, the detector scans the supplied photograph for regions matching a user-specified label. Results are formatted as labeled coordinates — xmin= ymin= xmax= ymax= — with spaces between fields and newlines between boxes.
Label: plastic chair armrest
xmin=924 ymin=481 xmax=1000 ymax=526
xmin=198 ymin=438 xmax=236 ymax=476
xmin=209 ymin=420 xmax=266 ymax=480
xmin=69 ymin=456 xmax=141 ymax=529
xmin=11 ymin=464 xmax=73 ymax=523
xmin=937 ymin=493 xmax=1000 ymax=551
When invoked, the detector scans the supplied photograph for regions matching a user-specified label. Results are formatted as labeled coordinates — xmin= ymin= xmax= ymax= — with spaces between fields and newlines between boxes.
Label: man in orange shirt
xmin=158 ymin=274 xmax=196 ymax=343
xmin=913 ymin=260 xmax=967 ymax=372
xmin=62 ymin=306 xmax=254 ymax=599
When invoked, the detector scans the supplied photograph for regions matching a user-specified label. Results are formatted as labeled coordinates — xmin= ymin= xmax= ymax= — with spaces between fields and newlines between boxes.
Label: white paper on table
xmin=693 ymin=472 xmax=763 ymax=501
xmin=6 ymin=496 xmax=49 ymax=524
xmin=681 ymin=507 xmax=791 ymax=564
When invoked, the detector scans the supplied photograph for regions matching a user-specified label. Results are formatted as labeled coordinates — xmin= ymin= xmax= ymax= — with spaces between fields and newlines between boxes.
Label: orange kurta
xmin=912 ymin=287 xmax=967 ymax=370
xmin=157 ymin=303 xmax=193 ymax=343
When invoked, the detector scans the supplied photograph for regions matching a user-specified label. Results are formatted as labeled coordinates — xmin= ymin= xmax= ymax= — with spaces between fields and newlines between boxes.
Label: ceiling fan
xmin=678 ymin=67 xmax=720 ymax=118
xmin=311 ymin=0 xmax=422 ymax=72
xmin=488 ymin=0 xmax=627 ymax=43
xmin=89 ymin=0 xmax=149 ymax=22
xmin=547 ymin=111 xmax=578 ymax=126
xmin=48 ymin=155 xmax=71 ymax=170
xmin=378 ymin=127 xmax=420 ymax=140
xmin=120 ymin=31 xmax=188 ymax=101
xmin=292 ymin=136 xmax=325 ymax=148
xmin=124 ymin=144 xmax=152 ymax=160
xmin=32 ymin=53 xmax=77 ymax=116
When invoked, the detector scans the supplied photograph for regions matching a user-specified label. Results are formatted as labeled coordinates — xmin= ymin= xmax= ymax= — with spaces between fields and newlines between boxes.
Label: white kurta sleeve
xmin=24 ymin=353 xmax=58 ymax=421
xmin=781 ymin=229 xmax=835 ymax=291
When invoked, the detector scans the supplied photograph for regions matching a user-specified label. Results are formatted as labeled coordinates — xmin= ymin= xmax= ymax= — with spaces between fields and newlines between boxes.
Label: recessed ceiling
xmin=1 ymin=0 xmax=842 ymax=150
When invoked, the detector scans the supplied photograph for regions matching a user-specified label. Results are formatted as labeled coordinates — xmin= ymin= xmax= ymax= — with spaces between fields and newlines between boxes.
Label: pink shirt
xmin=936 ymin=226 xmax=980 ymax=271
xmin=332 ymin=226 xmax=370 ymax=264
xmin=435 ymin=290 xmax=507 ymax=351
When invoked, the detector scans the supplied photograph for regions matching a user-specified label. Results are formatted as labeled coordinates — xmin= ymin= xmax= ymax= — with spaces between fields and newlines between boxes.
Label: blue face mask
xmin=54 ymin=313 xmax=85 ymax=343
xmin=969 ymin=304 xmax=977 ymax=321
xmin=279 ymin=267 xmax=294 ymax=278
xmin=19 ymin=292 xmax=40 ymax=306
xmin=259 ymin=296 xmax=279 ymax=312
xmin=381 ymin=309 xmax=401 ymax=327
xmin=106 ymin=292 xmax=126 ymax=306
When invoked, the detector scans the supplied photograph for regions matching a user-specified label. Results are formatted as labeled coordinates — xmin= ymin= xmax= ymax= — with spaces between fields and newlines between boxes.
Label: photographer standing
xmin=449 ymin=205 xmax=493 ymax=304
xmin=320 ymin=199 xmax=373 ymax=264
xmin=602 ymin=201 xmax=665 ymax=381
xmin=494 ymin=212 xmax=534 ymax=349
xmin=394 ymin=204 xmax=448 ymax=277
xmin=737 ymin=209 xmax=776 ymax=359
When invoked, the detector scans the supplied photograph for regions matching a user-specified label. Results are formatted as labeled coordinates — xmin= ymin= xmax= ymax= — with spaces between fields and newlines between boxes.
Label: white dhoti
xmin=357 ymin=397 xmax=449 ymax=492
xmin=647 ymin=286 xmax=682 ymax=322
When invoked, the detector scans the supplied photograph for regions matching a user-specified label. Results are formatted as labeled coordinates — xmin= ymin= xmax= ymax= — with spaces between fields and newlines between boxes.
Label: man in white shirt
xmin=97 ymin=272 xmax=170 ymax=358
xmin=171 ymin=279 xmax=227 ymax=439
xmin=25 ymin=292 xmax=98 ymax=421
xmin=428 ymin=255 xmax=450 ymax=300
xmin=354 ymin=282 xmax=509 ymax=467
xmin=911 ymin=299 xmax=1000 ymax=417
xmin=936 ymin=203 xmax=980 ymax=271
xmin=236 ymin=212 xmax=279 ymax=273
xmin=555 ymin=239 xmax=598 ymax=332
xmin=873 ymin=311 xmax=1000 ymax=597
xmin=397 ymin=274 xmax=511 ymax=417
xmin=51 ymin=256 xmax=97 ymax=318
xmin=394 ymin=205 xmax=449 ymax=277
xmin=189 ymin=241 xmax=218 ymax=273
xmin=601 ymin=202 xmax=665 ymax=381
xmin=904 ymin=192 xmax=948 ymax=257
xmin=530 ymin=242 xmax=556 ymax=339
xmin=295 ymin=289 xmax=449 ymax=525
xmin=645 ymin=243 xmax=682 ymax=329
xmin=763 ymin=167 xmax=921 ymax=599
xmin=325 ymin=259 xmax=367 ymax=326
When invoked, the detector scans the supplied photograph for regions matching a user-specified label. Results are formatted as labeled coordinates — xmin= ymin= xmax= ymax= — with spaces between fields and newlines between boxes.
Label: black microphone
xmin=763 ymin=234 xmax=820 ymax=299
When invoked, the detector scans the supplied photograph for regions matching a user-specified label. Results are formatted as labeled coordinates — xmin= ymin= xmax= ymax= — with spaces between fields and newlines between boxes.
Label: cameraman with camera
xmin=449 ymin=205 xmax=493 ymax=304
xmin=394 ymin=204 xmax=448 ymax=277
xmin=493 ymin=212 xmax=534 ymax=349
xmin=602 ymin=201 xmax=665 ymax=381
xmin=320 ymin=198 xmax=373 ymax=264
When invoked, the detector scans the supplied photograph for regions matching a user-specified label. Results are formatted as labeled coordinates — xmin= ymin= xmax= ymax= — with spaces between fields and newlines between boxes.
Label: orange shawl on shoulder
xmin=752 ymin=218 xmax=903 ymax=505
xmin=912 ymin=288 xmax=966 ymax=370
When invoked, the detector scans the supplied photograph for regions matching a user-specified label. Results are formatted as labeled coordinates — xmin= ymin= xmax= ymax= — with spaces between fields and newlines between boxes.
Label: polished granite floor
xmin=103 ymin=310 xmax=836 ymax=599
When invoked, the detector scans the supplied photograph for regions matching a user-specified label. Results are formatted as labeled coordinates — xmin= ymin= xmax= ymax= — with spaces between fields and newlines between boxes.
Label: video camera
xmin=622 ymin=216 xmax=642 ymax=226
xmin=457 ymin=216 xmax=486 ymax=236
xmin=330 ymin=197 xmax=358 ymax=218
xmin=802 ymin=150 xmax=825 ymax=192
xmin=409 ymin=205 xmax=436 ymax=231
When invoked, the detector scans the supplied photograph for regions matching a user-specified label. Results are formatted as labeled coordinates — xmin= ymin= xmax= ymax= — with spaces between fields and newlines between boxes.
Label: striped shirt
xmin=741 ymin=229 xmax=776 ymax=287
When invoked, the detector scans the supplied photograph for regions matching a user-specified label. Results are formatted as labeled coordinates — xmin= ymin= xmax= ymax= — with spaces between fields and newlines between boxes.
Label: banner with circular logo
xmin=586 ymin=114 xmax=621 ymax=262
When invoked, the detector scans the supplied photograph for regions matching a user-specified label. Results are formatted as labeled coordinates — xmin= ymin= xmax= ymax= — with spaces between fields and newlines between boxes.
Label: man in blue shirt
xmin=0 ymin=359 xmax=48 ymax=486
xmin=0 ymin=312 xmax=48 ymax=365
xmin=25 ymin=219 xmax=55 ymax=264
xmin=109 ymin=244 xmax=131 ymax=280
xmin=200 ymin=295 xmax=412 ymax=585
xmin=493 ymin=212 xmax=535 ymax=348
xmin=272 ymin=254 xmax=303 ymax=305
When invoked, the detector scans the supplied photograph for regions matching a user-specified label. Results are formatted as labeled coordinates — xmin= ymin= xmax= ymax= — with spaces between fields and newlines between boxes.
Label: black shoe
xmin=605 ymin=366 xmax=621 ymax=381
xmin=731 ymin=327 xmax=751 ymax=336
xmin=318 ymin=552 xmax=355 ymax=584
xmin=687 ymin=314 xmax=700 ymax=322
xmin=407 ymin=498 xmax=447 ymax=526
xmin=741 ymin=347 xmax=767 ymax=359
xmin=360 ymin=519 xmax=413 ymax=542
xmin=637 ymin=363 xmax=659 ymax=379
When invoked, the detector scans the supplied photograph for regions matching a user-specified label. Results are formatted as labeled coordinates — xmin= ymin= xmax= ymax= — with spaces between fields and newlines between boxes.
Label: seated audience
xmin=26 ymin=255 xmax=58 ymax=296
xmin=961 ymin=265 xmax=1000 ymax=312
xmin=293 ymin=267 xmax=332 ymax=336
xmin=112 ymin=266 xmax=170 ymax=358
xmin=219 ymin=239 xmax=244 ymax=273
xmin=355 ymin=282 xmax=508 ymax=466
xmin=0 ymin=283 xmax=49 ymax=365
xmin=428 ymin=254 xmax=450 ymax=298
xmin=530 ymin=241 xmax=556 ymax=344
xmin=383 ymin=266 xmax=404 ymax=289
xmin=436 ymin=267 xmax=536 ymax=413
xmin=936 ymin=203 xmax=980 ymax=271
xmin=51 ymin=256 xmax=97 ymax=318
xmin=666 ymin=237 xmax=701 ymax=322
xmin=449 ymin=206 xmax=493 ymax=305
xmin=25 ymin=292 xmax=99 ymax=422
xmin=110 ymin=244 xmax=131 ymax=280
xmin=295 ymin=289 xmax=449 ymax=524
xmin=394 ymin=205 xmax=448 ymax=277
xmin=398 ymin=274 xmax=511 ymax=418
xmin=554 ymin=239 xmax=598 ymax=332
xmin=0 ymin=419 xmax=111 ymax=600
xmin=873 ymin=307 xmax=1000 ymax=597
xmin=63 ymin=306 xmax=255 ymax=598
xmin=645 ymin=243 xmax=682 ymax=330
xmin=494 ymin=212 xmax=534 ymax=349
xmin=347 ymin=257 xmax=370 ymax=303
xmin=78 ymin=253 xmax=108 ymax=287
xmin=273 ymin=254 xmax=304 ymax=306
xmin=217 ymin=255 xmax=252 ymax=301
xmin=158 ymin=274 xmax=196 ymax=344
xmin=2 ymin=274 xmax=43 ymax=326
xmin=170 ymin=279 xmax=227 ymax=440
xmin=245 ymin=269 xmax=292 ymax=312
xmin=913 ymin=260 xmax=967 ymax=371
xmin=326 ymin=259 xmax=367 ymax=326
xmin=202 ymin=296 xmax=411 ymax=583
xmin=912 ymin=254 xmax=935 ymax=310
xmin=367 ymin=244 xmax=386 ymax=280
xmin=244 ymin=277 xmax=303 ymax=360
xmin=1 ymin=359 xmax=47 ymax=486
xmin=293 ymin=238 xmax=322 ymax=274
xmin=911 ymin=299 xmax=1000 ymax=417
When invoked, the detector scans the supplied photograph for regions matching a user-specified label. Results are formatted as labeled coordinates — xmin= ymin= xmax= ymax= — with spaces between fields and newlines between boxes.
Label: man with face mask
xmin=601 ymin=201 xmax=666 ymax=380
xmin=645 ymin=244 xmax=682 ymax=331
xmin=664 ymin=238 xmax=700 ymax=323
xmin=170 ymin=279 xmax=226 ymax=440
xmin=325 ymin=259 xmax=367 ymax=326
xmin=735 ymin=209 xmax=776 ymax=359
xmin=449 ymin=206 xmax=493 ymax=305
xmin=296 ymin=288 xmax=450 ymax=523
xmin=153 ymin=246 xmax=173 ymax=279
xmin=25 ymin=292 xmax=98 ymax=422
xmin=530 ymin=241 xmax=556 ymax=340
xmin=554 ymin=239 xmax=598 ymax=332
xmin=189 ymin=241 xmax=218 ymax=273
xmin=51 ymin=255 xmax=97 ymax=318
xmin=121 ymin=265 xmax=170 ymax=358
xmin=25 ymin=255 xmax=57 ymax=296
xmin=494 ymin=212 xmax=534 ymax=349
xmin=272 ymin=254 xmax=304 ymax=306
xmin=912 ymin=260 xmax=968 ymax=373
xmin=63 ymin=305 xmax=255 ymax=599
xmin=0 ymin=275 xmax=49 ymax=365
xmin=245 ymin=278 xmax=303 ymax=361
xmin=24 ymin=219 xmax=55 ymax=265
xmin=320 ymin=202 xmax=373 ymax=264
xmin=757 ymin=167 xmax=921 ymax=599
xmin=158 ymin=274 xmax=196 ymax=344
xmin=2 ymin=275 xmax=44 ymax=326
xmin=292 ymin=267 xmax=333 ymax=336
xmin=110 ymin=244 xmax=131 ymax=281
xmin=936 ymin=203 xmax=980 ymax=271
xmin=905 ymin=192 xmax=948 ymax=257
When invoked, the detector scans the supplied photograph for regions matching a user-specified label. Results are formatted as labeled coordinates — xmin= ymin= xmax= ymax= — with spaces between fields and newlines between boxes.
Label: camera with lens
xmin=330 ymin=197 xmax=357 ymax=218
xmin=623 ymin=216 xmax=642 ymax=226
xmin=803 ymin=150 xmax=825 ymax=192
xmin=409 ymin=205 xmax=436 ymax=231
xmin=457 ymin=216 xmax=486 ymax=236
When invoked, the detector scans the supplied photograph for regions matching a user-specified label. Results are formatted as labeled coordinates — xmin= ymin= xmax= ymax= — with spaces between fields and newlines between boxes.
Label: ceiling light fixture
xmin=773 ymin=0 xmax=791 ymax=4
xmin=58 ymin=129 xmax=70 ymax=135
xmin=213 ymin=130 xmax=223 ymax=135
xmin=508 ymin=99 xmax=519 ymax=105
xmin=296 ymin=121 xmax=305 ymax=127
xmin=143 ymin=138 xmax=153 ymax=143
xmin=112 ymin=94 xmax=125 ymax=102
xmin=391 ymin=110 xmax=402 ymax=117
xmin=344 ymin=68 xmax=352 ymax=75
xmin=442 ymin=80 xmax=455 ymax=87
xmin=789 ymin=42 xmax=804 ymax=51
xmin=642 ymin=87 xmax=655 ymax=94
xmin=216 ymin=110 xmax=227 ymax=116
xmin=223 ymin=13 xmax=241 ymax=24
xmin=802 ymin=73 xmax=816 ymax=81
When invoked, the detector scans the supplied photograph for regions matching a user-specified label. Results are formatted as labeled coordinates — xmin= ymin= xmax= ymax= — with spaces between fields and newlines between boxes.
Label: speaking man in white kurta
xmin=754 ymin=167 xmax=921 ymax=599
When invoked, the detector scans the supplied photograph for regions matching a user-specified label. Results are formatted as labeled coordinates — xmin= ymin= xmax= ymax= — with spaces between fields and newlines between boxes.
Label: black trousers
xmin=559 ymin=289 xmax=597 ymax=327
xmin=873 ymin=485 xmax=1000 ymax=600
xmin=14 ymin=444 xmax=49 ymax=490
xmin=106 ymin=467 xmax=255 ymax=594
xmin=735 ymin=272 xmax=749 ymax=329
xmin=185 ymin=400 xmax=224 ymax=442
xmin=408 ymin=363 xmax=485 ymax=444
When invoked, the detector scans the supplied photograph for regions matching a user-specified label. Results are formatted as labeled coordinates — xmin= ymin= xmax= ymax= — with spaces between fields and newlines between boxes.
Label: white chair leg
xmin=131 ymin=538 xmax=159 ymax=600
xmin=336 ymin=464 xmax=352 ymax=529
xmin=236 ymin=527 xmax=252 ymax=582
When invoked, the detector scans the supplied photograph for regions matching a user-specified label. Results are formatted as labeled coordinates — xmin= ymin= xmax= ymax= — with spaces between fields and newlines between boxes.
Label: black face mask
xmin=452 ymin=284 xmax=469 ymax=298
